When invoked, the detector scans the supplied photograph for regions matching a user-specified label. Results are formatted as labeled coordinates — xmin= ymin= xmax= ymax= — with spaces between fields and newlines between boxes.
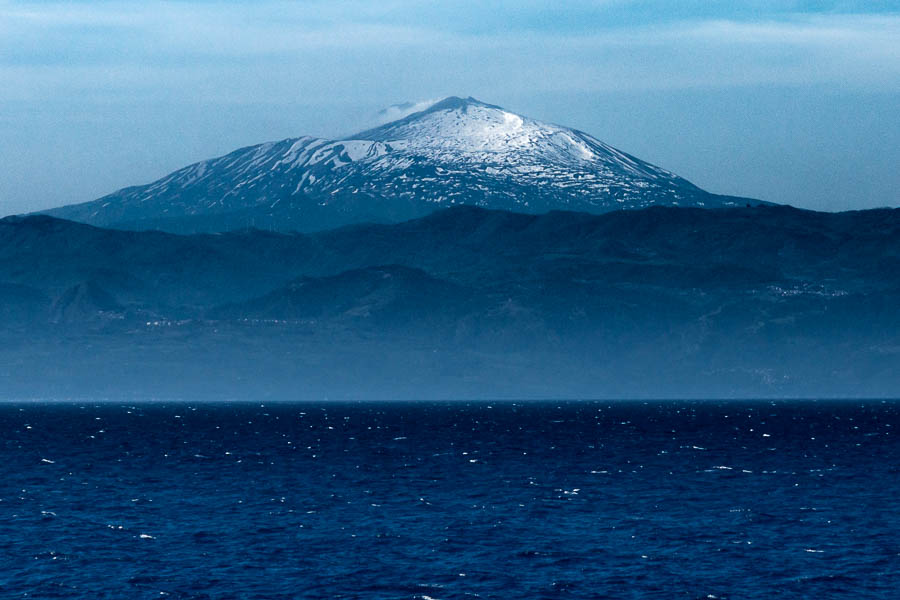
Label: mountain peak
xmin=349 ymin=96 xmax=642 ymax=173
xmin=351 ymin=96 xmax=513 ymax=141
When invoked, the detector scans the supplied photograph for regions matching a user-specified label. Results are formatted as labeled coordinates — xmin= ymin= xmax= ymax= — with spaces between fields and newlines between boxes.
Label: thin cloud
xmin=370 ymin=99 xmax=440 ymax=127
xmin=1 ymin=3 xmax=897 ymax=94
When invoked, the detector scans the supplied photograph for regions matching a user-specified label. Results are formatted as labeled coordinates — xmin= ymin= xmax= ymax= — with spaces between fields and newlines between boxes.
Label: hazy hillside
xmin=2 ymin=205 xmax=899 ymax=399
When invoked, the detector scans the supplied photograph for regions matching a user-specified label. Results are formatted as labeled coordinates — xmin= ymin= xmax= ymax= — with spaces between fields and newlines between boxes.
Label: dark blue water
xmin=2 ymin=401 xmax=899 ymax=599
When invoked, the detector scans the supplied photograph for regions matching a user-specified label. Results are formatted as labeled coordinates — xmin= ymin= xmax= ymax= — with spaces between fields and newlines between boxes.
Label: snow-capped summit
xmin=44 ymin=97 xmax=755 ymax=233
xmin=354 ymin=96 xmax=676 ymax=180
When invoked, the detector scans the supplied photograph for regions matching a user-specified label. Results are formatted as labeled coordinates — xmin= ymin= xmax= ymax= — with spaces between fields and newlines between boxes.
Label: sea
xmin=1 ymin=400 xmax=898 ymax=599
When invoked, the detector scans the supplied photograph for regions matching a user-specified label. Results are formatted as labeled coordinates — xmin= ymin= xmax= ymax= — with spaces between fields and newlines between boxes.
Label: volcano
xmin=43 ymin=97 xmax=758 ymax=233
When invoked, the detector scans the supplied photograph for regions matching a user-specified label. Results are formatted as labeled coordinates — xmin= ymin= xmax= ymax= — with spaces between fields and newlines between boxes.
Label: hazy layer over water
xmin=2 ymin=401 xmax=898 ymax=599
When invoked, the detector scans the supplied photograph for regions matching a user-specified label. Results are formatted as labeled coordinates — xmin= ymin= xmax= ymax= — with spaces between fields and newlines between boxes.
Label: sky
xmin=1 ymin=1 xmax=898 ymax=215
